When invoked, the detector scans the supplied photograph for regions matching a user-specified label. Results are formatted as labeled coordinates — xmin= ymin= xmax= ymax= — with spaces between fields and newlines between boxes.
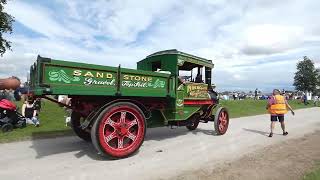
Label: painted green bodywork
xmin=31 ymin=59 xmax=171 ymax=97
xmin=29 ymin=49 xmax=215 ymax=126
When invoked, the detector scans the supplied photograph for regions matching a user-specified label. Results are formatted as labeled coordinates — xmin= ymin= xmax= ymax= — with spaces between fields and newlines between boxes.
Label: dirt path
xmin=173 ymin=131 xmax=320 ymax=180
xmin=0 ymin=108 xmax=319 ymax=180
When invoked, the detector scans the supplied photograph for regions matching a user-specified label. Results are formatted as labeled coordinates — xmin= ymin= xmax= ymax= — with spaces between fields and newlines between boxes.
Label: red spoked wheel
xmin=91 ymin=102 xmax=146 ymax=158
xmin=214 ymin=107 xmax=229 ymax=135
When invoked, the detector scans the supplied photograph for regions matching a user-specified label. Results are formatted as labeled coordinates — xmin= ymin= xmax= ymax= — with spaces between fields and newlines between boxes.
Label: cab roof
xmin=143 ymin=49 xmax=214 ymax=69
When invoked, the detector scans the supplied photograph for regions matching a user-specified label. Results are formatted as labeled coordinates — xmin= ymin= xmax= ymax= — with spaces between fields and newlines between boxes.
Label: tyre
xmin=214 ymin=107 xmax=229 ymax=135
xmin=2 ymin=123 xmax=13 ymax=133
xmin=186 ymin=114 xmax=200 ymax=131
xmin=71 ymin=112 xmax=91 ymax=142
xmin=91 ymin=102 xmax=146 ymax=158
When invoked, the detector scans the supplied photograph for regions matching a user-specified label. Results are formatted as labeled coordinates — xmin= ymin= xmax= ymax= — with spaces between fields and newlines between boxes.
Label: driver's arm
xmin=178 ymin=76 xmax=185 ymax=84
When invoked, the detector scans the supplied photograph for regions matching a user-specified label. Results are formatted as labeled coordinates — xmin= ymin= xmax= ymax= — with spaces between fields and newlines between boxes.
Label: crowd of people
xmin=219 ymin=88 xmax=319 ymax=106
xmin=0 ymin=89 xmax=15 ymax=101
xmin=0 ymin=84 xmax=28 ymax=101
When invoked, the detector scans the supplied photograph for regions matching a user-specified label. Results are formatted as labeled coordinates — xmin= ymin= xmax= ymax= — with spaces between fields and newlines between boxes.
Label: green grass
xmin=0 ymin=99 xmax=317 ymax=143
xmin=303 ymin=163 xmax=320 ymax=180
xmin=220 ymin=99 xmax=316 ymax=118
xmin=0 ymin=100 xmax=72 ymax=143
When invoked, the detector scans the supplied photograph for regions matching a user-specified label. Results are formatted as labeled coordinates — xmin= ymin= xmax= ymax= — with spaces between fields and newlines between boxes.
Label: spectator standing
xmin=254 ymin=88 xmax=258 ymax=100
xmin=303 ymin=93 xmax=308 ymax=105
xmin=235 ymin=92 xmax=239 ymax=100
xmin=233 ymin=93 xmax=239 ymax=100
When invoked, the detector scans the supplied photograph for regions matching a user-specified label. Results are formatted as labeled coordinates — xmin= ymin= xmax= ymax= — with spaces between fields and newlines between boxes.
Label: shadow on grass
xmin=30 ymin=125 xmax=220 ymax=161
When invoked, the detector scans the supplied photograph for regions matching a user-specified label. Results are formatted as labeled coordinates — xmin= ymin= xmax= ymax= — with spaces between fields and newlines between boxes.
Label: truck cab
xmin=138 ymin=49 xmax=216 ymax=122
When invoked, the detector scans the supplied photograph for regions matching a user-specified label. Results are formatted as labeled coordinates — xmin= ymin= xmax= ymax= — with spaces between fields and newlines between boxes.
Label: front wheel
xmin=214 ymin=107 xmax=229 ymax=135
xmin=186 ymin=114 xmax=200 ymax=131
xmin=91 ymin=102 xmax=146 ymax=158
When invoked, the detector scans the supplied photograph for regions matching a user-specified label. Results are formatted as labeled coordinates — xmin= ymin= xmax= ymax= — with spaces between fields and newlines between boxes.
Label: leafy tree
xmin=0 ymin=0 xmax=14 ymax=56
xmin=315 ymin=69 xmax=320 ymax=96
xmin=293 ymin=56 xmax=318 ymax=93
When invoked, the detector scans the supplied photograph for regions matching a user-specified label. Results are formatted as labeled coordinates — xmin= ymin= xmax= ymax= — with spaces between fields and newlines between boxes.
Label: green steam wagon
xmin=29 ymin=49 xmax=229 ymax=158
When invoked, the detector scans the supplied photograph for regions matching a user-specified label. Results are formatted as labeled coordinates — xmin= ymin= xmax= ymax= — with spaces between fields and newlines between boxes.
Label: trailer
xmin=29 ymin=49 xmax=229 ymax=158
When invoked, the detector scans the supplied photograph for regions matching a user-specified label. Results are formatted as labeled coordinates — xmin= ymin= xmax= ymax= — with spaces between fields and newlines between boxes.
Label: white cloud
xmin=6 ymin=1 xmax=75 ymax=38
xmin=61 ymin=0 xmax=180 ymax=43
xmin=1 ymin=0 xmax=320 ymax=92
xmin=242 ymin=24 xmax=304 ymax=55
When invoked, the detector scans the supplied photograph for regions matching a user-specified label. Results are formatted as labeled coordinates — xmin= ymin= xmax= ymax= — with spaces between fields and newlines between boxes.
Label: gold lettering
xmin=106 ymin=73 xmax=113 ymax=79
xmin=147 ymin=77 xmax=152 ymax=82
xmin=84 ymin=71 xmax=94 ymax=77
xmin=130 ymin=75 xmax=135 ymax=80
xmin=134 ymin=76 xmax=141 ymax=81
xmin=73 ymin=70 xmax=82 ymax=76
xmin=96 ymin=72 xmax=103 ymax=78
xmin=123 ymin=75 xmax=129 ymax=80
xmin=187 ymin=86 xmax=192 ymax=93
xmin=141 ymin=77 xmax=147 ymax=81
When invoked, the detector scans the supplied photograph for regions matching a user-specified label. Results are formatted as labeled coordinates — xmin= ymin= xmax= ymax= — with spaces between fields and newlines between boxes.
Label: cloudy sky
xmin=1 ymin=0 xmax=320 ymax=92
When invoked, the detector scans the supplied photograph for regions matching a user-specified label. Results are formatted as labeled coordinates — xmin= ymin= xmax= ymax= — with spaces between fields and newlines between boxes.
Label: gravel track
xmin=0 ymin=107 xmax=319 ymax=180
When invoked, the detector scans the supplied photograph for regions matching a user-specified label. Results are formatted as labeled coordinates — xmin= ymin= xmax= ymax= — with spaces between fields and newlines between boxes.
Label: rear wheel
xmin=71 ymin=112 xmax=91 ymax=141
xmin=214 ymin=107 xmax=229 ymax=135
xmin=2 ymin=123 xmax=13 ymax=133
xmin=186 ymin=114 xmax=200 ymax=131
xmin=91 ymin=102 xmax=146 ymax=158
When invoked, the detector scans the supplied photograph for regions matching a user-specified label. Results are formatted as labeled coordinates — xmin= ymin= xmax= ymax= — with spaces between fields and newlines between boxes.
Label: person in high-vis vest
xmin=266 ymin=89 xmax=295 ymax=137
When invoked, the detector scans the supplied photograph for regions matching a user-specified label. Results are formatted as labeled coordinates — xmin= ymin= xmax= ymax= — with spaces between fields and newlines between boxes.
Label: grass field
xmin=0 ymin=99 xmax=317 ymax=143
xmin=303 ymin=163 xmax=320 ymax=180
xmin=220 ymin=99 xmax=316 ymax=118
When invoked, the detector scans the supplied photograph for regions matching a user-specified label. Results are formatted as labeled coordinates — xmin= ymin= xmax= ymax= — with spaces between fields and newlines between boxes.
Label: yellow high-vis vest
xmin=268 ymin=95 xmax=288 ymax=114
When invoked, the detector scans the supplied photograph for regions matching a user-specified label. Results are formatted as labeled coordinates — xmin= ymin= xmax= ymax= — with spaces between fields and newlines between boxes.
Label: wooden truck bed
xmin=30 ymin=56 xmax=174 ymax=97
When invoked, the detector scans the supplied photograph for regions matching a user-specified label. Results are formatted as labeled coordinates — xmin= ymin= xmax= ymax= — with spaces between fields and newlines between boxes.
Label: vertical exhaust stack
xmin=0 ymin=77 xmax=21 ymax=90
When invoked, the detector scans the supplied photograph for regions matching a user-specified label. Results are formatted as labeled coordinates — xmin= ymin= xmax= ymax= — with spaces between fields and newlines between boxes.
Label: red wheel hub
xmin=98 ymin=106 xmax=144 ymax=157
